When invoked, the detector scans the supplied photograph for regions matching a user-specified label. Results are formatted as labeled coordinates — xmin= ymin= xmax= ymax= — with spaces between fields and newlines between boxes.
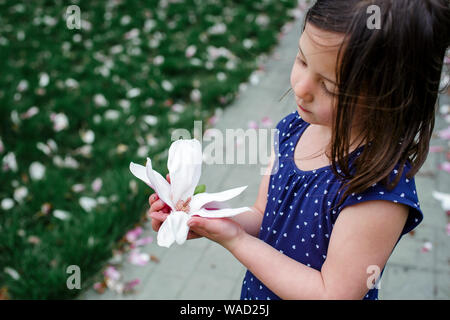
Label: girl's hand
xmin=187 ymin=216 xmax=245 ymax=251
xmin=148 ymin=174 xmax=202 ymax=240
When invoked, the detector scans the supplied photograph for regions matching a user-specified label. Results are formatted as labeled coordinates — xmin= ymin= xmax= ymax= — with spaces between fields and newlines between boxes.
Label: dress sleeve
xmin=336 ymin=161 xmax=423 ymax=236
xmin=275 ymin=111 xmax=303 ymax=147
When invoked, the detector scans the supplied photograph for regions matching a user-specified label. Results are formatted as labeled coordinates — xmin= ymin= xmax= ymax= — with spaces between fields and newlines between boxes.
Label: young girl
xmin=148 ymin=0 xmax=450 ymax=300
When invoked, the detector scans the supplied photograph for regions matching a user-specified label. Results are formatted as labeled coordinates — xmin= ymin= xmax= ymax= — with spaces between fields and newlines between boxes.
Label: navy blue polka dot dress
xmin=240 ymin=110 xmax=423 ymax=300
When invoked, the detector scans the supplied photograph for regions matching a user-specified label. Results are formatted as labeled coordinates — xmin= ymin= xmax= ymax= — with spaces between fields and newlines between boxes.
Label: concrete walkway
xmin=79 ymin=13 xmax=450 ymax=300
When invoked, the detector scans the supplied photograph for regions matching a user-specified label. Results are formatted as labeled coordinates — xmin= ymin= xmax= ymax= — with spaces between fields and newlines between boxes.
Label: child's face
xmin=290 ymin=22 xmax=344 ymax=127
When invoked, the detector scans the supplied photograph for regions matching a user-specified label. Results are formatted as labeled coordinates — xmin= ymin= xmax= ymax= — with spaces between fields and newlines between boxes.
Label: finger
xmin=150 ymin=211 xmax=169 ymax=231
xmin=187 ymin=230 xmax=202 ymax=240
xmin=148 ymin=193 xmax=159 ymax=206
xmin=151 ymin=219 xmax=161 ymax=232
xmin=150 ymin=199 xmax=166 ymax=212
xmin=150 ymin=210 xmax=168 ymax=221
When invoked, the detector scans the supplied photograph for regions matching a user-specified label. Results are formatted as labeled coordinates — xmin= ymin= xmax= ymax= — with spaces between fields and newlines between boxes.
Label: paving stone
xmin=435 ymin=225 xmax=450 ymax=274
xmin=137 ymin=271 xmax=186 ymax=299
xmin=379 ymin=265 xmax=435 ymax=299
xmin=194 ymin=242 xmax=246 ymax=280
xmin=434 ymin=270 xmax=450 ymax=299
xmin=177 ymin=272 xmax=239 ymax=300
xmin=387 ymin=225 xmax=436 ymax=271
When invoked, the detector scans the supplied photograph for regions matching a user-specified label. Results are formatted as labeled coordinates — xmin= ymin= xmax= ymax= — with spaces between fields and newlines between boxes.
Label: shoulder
xmin=336 ymin=161 xmax=423 ymax=236
xmin=338 ymin=198 xmax=409 ymax=230
xmin=323 ymin=194 xmax=410 ymax=299
xmin=275 ymin=110 xmax=306 ymax=144
xmin=275 ymin=110 xmax=304 ymax=132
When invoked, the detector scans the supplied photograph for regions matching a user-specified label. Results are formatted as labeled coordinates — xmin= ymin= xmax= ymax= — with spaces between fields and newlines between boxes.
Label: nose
xmin=293 ymin=75 xmax=314 ymax=103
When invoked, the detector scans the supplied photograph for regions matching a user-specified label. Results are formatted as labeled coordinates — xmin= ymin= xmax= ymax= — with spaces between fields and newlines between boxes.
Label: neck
xmin=313 ymin=124 xmax=366 ymax=157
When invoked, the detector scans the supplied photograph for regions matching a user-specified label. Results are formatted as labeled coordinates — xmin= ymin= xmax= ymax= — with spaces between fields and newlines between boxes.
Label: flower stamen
xmin=175 ymin=197 xmax=191 ymax=212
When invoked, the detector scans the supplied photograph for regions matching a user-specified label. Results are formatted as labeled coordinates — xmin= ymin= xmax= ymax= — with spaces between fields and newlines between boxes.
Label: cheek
xmin=314 ymin=96 xmax=335 ymax=122
xmin=290 ymin=65 xmax=296 ymax=88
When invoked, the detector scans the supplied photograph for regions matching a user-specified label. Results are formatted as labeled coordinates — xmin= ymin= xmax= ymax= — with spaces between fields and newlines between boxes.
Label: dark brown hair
xmin=288 ymin=0 xmax=449 ymax=211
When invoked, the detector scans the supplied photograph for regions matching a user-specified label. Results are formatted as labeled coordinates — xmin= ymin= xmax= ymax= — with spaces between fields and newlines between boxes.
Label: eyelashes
xmin=295 ymin=55 xmax=335 ymax=97
xmin=320 ymin=82 xmax=334 ymax=97
xmin=296 ymin=54 xmax=306 ymax=66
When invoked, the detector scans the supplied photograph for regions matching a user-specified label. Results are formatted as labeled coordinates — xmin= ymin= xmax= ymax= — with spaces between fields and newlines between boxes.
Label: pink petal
xmin=91 ymin=178 xmax=103 ymax=193
xmin=133 ymin=236 xmax=153 ymax=247
xmin=261 ymin=116 xmax=273 ymax=127
xmin=128 ymin=249 xmax=149 ymax=266
xmin=446 ymin=223 xmax=450 ymax=236
xmin=421 ymin=241 xmax=432 ymax=253
xmin=93 ymin=282 xmax=104 ymax=290
xmin=125 ymin=226 xmax=143 ymax=242
xmin=208 ymin=115 xmax=218 ymax=125
xmin=247 ymin=120 xmax=258 ymax=129
xmin=437 ymin=126 xmax=450 ymax=140
xmin=104 ymin=266 xmax=120 ymax=280
xmin=124 ymin=279 xmax=140 ymax=292
xmin=438 ymin=162 xmax=450 ymax=173
xmin=429 ymin=145 xmax=444 ymax=153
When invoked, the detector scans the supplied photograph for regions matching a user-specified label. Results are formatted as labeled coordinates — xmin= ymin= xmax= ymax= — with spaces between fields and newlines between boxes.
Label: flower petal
xmin=129 ymin=162 xmax=154 ymax=188
xmin=157 ymin=211 xmax=190 ymax=247
xmin=145 ymin=158 xmax=174 ymax=210
xmin=168 ymin=139 xmax=202 ymax=203
xmin=193 ymin=206 xmax=252 ymax=218
xmin=190 ymin=186 xmax=248 ymax=212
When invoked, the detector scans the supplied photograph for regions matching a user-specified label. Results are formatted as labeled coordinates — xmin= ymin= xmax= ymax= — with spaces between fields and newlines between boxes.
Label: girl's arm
xmin=188 ymin=199 xmax=409 ymax=299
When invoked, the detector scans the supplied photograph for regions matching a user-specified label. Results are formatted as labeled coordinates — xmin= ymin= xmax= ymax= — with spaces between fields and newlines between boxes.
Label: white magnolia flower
xmin=190 ymin=89 xmax=201 ymax=102
xmin=4 ymin=267 xmax=20 ymax=280
xmin=1 ymin=198 xmax=14 ymax=210
xmin=53 ymin=209 xmax=71 ymax=220
xmin=13 ymin=186 xmax=28 ymax=203
xmin=94 ymin=93 xmax=108 ymax=107
xmin=2 ymin=152 xmax=17 ymax=172
xmin=130 ymin=139 xmax=250 ymax=248
xmin=104 ymin=109 xmax=120 ymax=120
xmin=29 ymin=161 xmax=46 ymax=180
xmin=432 ymin=191 xmax=450 ymax=211
xmin=127 ymin=88 xmax=141 ymax=99
xmin=72 ymin=184 xmax=85 ymax=193
xmin=21 ymin=106 xmax=39 ymax=119
xmin=161 ymin=80 xmax=173 ymax=91
xmin=91 ymin=177 xmax=103 ymax=193
xmin=80 ymin=129 xmax=95 ymax=144
xmin=185 ymin=45 xmax=197 ymax=58
xmin=79 ymin=196 xmax=97 ymax=212
xmin=142 ymin=115 xmax=158 ymax=126
xmin=17 ymin=79 xmax=29 ymax=92
xmin=39 ymin=72 xmax=49 ymax=87
xmin=50 ymin=113 xmax=69 ymax=132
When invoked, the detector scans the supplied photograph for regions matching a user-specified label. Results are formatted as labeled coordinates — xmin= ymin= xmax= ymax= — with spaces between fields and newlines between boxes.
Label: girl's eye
xmin=296 ymin=55 xmax=306 ymax=67
xmin=321 ymin=81 xmax=334 ymax=97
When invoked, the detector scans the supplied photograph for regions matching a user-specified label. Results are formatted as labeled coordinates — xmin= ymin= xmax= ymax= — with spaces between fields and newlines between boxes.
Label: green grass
xmin=0 ymin=0 xmax=302 ymax=299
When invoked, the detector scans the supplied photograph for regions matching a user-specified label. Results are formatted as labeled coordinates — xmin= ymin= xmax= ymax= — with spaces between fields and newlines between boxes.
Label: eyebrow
xmin=298 ymin=44 xmax=337 ymax=85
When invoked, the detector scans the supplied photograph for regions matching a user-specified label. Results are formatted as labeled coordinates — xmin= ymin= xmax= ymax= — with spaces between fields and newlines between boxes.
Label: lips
xmin=297 ymin=103 xmax=310 ymax=113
